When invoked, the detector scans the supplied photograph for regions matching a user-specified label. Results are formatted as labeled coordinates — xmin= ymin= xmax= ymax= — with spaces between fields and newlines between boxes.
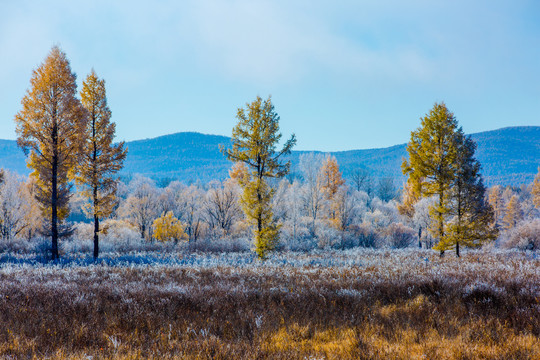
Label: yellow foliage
xmin=532 ymin=167 xmax=540 ymax=209
xmin=152 ymin=212 xmax=187 ymax=243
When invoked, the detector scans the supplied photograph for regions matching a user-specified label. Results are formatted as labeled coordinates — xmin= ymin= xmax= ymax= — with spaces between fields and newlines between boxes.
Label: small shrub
xmin=384 ymin=222 xmax=416 ymax=249
xmin=152 ymin=211 xmax=188 ymax=243
xmin=349 ymin=224 xmax=381 ymax=248
xmin=499 ymin=219 xmax=540 ymax=250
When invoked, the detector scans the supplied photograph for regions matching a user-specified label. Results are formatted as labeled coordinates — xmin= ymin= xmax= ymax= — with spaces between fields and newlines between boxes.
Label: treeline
xmin=0 ymin=156 xmax=539 ymax=255
xmin=3 ymin=46 xmax=540 ymax=261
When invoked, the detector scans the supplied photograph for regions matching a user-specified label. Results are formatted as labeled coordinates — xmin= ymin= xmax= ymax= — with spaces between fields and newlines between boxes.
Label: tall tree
xmin=402 ymin=102 xmax=461 ymax=255
xmin=222 ymin=96 xmax=296 ymax=259
xmin=14 ymin=47 xmax=86 ymax=259
xmin=435 ymin=135 xmax=497 ymax=256
xmin=532 ymin=167 xmax=540 ymax=210
xmin=487 ymin=185 xmax=505 ymax=229
xmin=503 ymin=194 xmax=522 ymax=230
xmin=318 ymin=155 xmax=345 ymax=223
xmin=299 ymin=153 xmax=325 ymax=237
xmin=350 ymin=167 xmax=372 ymax=194
xmin=76 ymin=70 xmax=127 ymax=259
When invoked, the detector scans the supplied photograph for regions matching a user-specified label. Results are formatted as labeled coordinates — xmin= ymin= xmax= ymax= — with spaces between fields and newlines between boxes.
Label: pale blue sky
xmin=1 ymin=0 xmax=539 ymax=151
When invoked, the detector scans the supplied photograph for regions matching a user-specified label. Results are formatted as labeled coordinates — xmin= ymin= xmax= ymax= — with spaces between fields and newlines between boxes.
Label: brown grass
xmin=0 ymin=249 xmax=539 ymax=359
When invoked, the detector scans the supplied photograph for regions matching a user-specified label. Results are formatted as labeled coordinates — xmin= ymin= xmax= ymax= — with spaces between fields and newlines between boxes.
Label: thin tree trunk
xmin=92 ymin=113 xmax=99 ymax=260
xmin=93 ymin=215 xmax=99 ymax=260
xmin=51 ymin=122 xmax=59 ymax=260
xmin=438 ymin=187 xmax=445 ymax=257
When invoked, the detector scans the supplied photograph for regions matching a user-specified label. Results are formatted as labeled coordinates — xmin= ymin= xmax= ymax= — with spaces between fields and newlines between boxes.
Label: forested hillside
xmin=0 ymin=126 xmax=538 ymax=186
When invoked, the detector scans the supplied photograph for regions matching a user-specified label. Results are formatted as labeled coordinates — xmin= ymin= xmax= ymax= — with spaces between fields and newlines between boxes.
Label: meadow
xmin=0 ymin=248 xmax=539 ymax=359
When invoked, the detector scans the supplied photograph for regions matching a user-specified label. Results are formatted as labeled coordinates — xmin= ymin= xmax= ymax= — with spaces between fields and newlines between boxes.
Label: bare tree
xmin=204 ymin=180 xmax=241 ymax=236
xmin=350 ymin=167 xmax=373 ymax=196
xmin=299 ymin=153 xmax=325 ymax=237
xmin=0 ymin=171 xmax=36 ymax=240
xmin=178 ymin=185 xmax=206 ymax=242
xmin=118 ymin=177 xmax=159 ymax=240
xmin=377 ymin=177 xmax=397 ymax=202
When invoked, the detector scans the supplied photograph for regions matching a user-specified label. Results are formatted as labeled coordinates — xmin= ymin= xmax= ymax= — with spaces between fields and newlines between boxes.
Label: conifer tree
xmin=402 ymin=102 xmax=461 ymax=254
xmin=435 ymin=135 xmax=496 ymax=256
xmin=532 ymin=167 xmax=540 ymax=210
xmin=487 ymin=185 xmax=505 ymax=229
xmin=76 ymin=70 xmax=127 ymax=259
xmin=318 ymin=155 xmax=345 ymax=224
xmin=398 ymin=179 xmax=421 ymax=220
xmin=503 ymin=195 xmax=522 ymax=230
xmin=14 ymin=47 xmax=86 ymax=260
xmin=222 ymin=96 xmax=296 ymax=259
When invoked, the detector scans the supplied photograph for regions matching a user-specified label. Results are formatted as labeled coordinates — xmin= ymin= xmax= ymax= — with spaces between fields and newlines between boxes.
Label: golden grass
xmin=0 ymin=249 xmax=538 ymax=359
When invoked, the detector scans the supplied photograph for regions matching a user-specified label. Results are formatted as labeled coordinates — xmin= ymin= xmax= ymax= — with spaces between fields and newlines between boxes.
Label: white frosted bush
xmin=383 ymin=222 xmax=416 ymax=249
xmin=499 ymin=219 xmax=540 ymax=250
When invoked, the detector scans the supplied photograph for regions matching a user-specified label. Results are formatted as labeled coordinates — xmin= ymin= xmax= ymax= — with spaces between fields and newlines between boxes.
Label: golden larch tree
xmin=76 ymin=70 xmax=127 ymax=259
xmin=487 ymin=185 xmax=505 ymax=229
xmin=14 ymin=46 xmax=86 ymax=260
xmin=503 ymin=195 xmax=522 ymax=230
xmin=434 ymin=135 xmax=496 ymax=256
xmin=318 ymin=155 xmax=345 ymax=225
xmin=222 ymin=96 xmax=296 ymax=259
xmin=532 ymin=167 xmax=540 ymax=210
xmin=402 ymin=102 xmax=461 ymax=256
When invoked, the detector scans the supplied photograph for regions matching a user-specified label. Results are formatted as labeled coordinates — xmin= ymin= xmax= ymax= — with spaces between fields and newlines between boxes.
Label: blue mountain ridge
xmin=1 ymin=126 xmax=538 ymax=187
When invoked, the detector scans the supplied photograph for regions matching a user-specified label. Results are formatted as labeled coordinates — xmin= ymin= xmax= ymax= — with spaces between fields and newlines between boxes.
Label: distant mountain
xmin=1 ymin=127 xmax=538 ymax=187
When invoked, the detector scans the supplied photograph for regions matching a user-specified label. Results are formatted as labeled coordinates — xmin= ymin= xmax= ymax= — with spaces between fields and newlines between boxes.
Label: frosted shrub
xmin=383 ymin=222 xmax=416 ymax=249
xmin=281 ymin=228 xmax=317 ymax=252
xmin=100 ymin=220 xmax=150 ymax=252
xmin=64 ymin=223 xmax=93 ymax=253
xmin=349 ymin=224 xmax=381 ymax=248
xmin=499 ymin=219 xmax=540 ymax=250
xmin=316 ymin=225 xmax=341 ymax=249
xmin=0 ymin=236 xmax=34 ymax=254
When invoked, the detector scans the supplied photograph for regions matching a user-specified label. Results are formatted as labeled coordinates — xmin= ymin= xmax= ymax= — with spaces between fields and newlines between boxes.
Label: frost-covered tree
xmin=412 ymin=197 xmax=436 ymax=249
xmin=281 ymin=180 xmax=306 ymax=243
xmin=204 ymin=179 xmax=241 ymax=237
xmin=178 ymin=185 xmax=206 ymax=242
xmin=118 ymin=177 xmax=159 ymax=240
xmin=0 ymin=171 xmax=37 ymax=240
xmin=299 ymin=153 xmax=325 ymax=237
xmin=350 ymin=167 xmax=373 ymax=196
xmin=377 ymin=177 xmax=397 ymax=202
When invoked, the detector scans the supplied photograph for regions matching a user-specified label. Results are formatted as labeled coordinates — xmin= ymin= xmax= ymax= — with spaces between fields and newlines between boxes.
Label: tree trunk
xmin=456 ymin=241 xmax=460 ymax=257
xmin=92 ymin=114 xmax=99 ymax=260
xmin=93 ymin=215 xmax=99 ymax=260
xmin=51 ymin=123 xmax=59 ymax=260
xmin=438 ymin=185 xmax=445 ymax=257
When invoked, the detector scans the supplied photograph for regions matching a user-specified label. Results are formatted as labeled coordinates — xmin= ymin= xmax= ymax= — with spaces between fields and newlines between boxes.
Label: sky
xmin=0 ymin=0 xmax=539 ymax=151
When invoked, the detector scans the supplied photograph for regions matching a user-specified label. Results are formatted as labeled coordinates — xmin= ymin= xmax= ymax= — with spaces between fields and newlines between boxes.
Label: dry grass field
xmin=0 ymin=249 xmax=539 ymax=359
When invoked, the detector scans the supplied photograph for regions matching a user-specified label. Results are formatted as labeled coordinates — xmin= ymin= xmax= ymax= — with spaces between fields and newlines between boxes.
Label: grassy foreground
xmin=0 ymin=249 xmax=539 ymax=359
